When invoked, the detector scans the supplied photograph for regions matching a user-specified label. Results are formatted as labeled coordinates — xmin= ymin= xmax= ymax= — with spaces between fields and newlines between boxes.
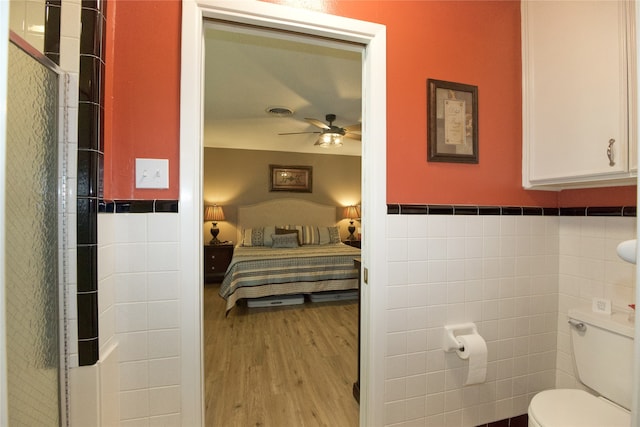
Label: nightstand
xmin=204 ymin=243 xmax=234 ymax=283
xmin=343 ymin=239 xmax=361 ymax=249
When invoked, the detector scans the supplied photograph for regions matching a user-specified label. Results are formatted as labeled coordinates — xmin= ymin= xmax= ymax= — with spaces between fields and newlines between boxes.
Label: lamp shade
xmin=204 ymin=205 xmax=225 ymax=222
xmin=344 ymin=205 xmax=359 ymax=219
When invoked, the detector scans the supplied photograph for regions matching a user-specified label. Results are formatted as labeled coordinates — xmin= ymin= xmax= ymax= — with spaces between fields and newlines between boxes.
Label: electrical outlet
xmin=592 ymin=297 xmax=612 ymax=315
xmin=135 ymin=158 xmax=169 ymax=189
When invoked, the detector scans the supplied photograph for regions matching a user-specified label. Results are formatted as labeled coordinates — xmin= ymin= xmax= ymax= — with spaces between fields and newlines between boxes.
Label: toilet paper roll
xmin=455 ymin=334 xmax=487 ymax=385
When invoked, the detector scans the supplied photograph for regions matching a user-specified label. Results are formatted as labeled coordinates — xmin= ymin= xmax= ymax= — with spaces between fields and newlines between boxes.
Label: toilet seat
xmin=528 ymin=389 xmax=630 ymax=427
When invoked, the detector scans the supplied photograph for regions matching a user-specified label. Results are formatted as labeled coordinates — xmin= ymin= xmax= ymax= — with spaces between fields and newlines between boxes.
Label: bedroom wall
xmin=203 ymin=147 xmax=362 ymax=243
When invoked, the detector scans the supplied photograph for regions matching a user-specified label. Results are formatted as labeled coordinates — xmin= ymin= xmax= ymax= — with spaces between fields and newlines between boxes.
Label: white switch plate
xmin=135 ymin=158 xmax=169 ymax=189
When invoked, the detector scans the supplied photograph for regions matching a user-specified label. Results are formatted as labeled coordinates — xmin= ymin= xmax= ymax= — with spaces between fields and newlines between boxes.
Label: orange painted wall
xmin=104 ymin=0 xmax=635 ymax=207
xmin=558 ymin=185 xmax=636 ymax=207
xmin=104 ymin=0 xmax=181 ymax=200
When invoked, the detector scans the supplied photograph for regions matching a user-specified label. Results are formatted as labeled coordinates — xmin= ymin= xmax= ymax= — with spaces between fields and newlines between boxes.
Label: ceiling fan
xmin=279 ymin=113 xmax=361 ymax=147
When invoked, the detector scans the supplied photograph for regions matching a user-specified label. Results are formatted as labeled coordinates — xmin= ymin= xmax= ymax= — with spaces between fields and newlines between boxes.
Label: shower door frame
xmin=1 ymin=25 xmax=70 ymax=426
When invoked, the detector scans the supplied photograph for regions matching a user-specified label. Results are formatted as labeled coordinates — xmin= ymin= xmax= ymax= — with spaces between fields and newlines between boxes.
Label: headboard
xmin=236 ymin=198 xmax=338 ymax=243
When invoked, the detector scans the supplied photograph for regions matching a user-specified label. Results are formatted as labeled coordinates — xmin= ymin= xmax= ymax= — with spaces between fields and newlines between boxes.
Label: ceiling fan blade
xmin=344 ymin=132 xmax=361 ymax=141
xmin=278 ymin=131 xmax=321 ymax=136
xmin=305 ymin=118 xmax=331 ymax=130
xmin=343 ymin=123 xmax=361 ymax=132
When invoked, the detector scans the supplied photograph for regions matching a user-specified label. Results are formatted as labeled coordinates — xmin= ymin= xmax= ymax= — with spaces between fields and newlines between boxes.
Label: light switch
xmin=135 ymin=158 xmax=169 ymax=189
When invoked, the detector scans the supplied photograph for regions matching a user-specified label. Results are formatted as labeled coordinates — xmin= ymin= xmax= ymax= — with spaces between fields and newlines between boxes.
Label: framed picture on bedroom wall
xmin=269 ymin=165 xmax=313 ymax=193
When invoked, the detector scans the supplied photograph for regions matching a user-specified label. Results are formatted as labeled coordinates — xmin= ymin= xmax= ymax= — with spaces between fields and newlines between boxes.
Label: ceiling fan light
xmin=317 ymin=132 xmax=343 ymax=148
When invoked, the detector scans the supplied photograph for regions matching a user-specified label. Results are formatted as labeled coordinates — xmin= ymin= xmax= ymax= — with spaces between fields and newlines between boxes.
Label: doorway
xmin=202 ymin=22 xmax=363 ymax=425
xmin=179 ymin=2 xmax=388 ymax=425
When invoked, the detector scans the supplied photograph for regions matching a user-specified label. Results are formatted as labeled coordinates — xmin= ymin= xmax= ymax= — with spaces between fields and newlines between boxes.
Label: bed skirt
xmin=223 ymin=278 xmax=358 ymax=313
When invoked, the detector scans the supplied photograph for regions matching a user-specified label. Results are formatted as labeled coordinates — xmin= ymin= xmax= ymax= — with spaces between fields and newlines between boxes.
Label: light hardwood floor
xmin=204 ymin=284 xmax=360 ymax=427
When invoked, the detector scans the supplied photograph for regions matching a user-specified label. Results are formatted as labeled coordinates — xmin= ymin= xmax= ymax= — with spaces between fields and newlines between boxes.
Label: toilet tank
xmin=569 ymin=306 xmax=634 ymax=410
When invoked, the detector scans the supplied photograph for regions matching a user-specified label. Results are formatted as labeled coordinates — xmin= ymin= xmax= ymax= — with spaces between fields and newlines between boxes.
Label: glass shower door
xmin=5 ymin=39 xmax=61 ymax=426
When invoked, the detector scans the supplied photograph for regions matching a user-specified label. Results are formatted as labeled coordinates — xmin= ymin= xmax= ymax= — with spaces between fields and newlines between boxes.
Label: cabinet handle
xmin=210 ymin=255 xmax=216 ymax=259
xmin=211 ymin=266 xmax=215 ymax=270
xmin=607 ymin=138 xmax=615 ymax=167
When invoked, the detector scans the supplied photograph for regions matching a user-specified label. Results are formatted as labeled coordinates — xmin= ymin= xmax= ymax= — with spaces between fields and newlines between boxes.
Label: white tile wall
xmin=98 ymin=213 xmax=116 ymax=353
xmin=9 ymin=0 xmax=46 ymax=52
xmin=99 ymin=212 xmax=182 ymax=425
xmin=385 ymin=214 xmax=559 ymax=427
xmin=555 ymin=216 xmax=636 ymax=389
xmin=94 ymin=211 xmax=634 ymax=426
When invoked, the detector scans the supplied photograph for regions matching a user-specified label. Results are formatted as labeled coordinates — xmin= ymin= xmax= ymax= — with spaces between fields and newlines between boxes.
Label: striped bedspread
xmin=219 ymin=243 xmax=360 ymax=312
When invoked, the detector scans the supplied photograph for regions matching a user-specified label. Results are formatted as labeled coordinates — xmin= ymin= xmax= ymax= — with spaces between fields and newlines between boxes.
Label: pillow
xmin=242 ymin=226 xmax=277 ymax=246
xmin=275 ymin=227 xmax=301 ymax=245
xmin=316 ymin=226 xmax=342 ymax=245
xmin=271 ymin=233 xmax=299 ymax=248
xmin=263 ymin=225 xmax=276 ymax=247
xmin=300 ymin=225 xmax=320 ymax=245
xmin=242 ymin=227 xmax=265 ymax=246
xmin=327 ymin=226 xmax=340 ymax=243
xmin=318 ymin=226 xmax=331 ymax=245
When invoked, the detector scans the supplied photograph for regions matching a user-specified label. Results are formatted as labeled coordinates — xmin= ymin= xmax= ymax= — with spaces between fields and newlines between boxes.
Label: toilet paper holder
xmin=442 ymin=323 xmax=478 ymax=352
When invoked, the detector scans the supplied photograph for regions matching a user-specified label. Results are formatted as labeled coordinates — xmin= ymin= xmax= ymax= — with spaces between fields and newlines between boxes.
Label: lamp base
xmin=347 ymin=223 xmax=356 ymax=241
xmin=210 ymin=223 xmax=221 ymax=245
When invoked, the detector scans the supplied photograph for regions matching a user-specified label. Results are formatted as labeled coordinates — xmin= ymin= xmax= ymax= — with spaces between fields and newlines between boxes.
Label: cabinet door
xmin=523 ymin=0 xmax=629 ymax=186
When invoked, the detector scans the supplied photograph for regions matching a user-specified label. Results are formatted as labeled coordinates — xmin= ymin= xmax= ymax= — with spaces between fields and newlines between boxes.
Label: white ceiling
xmin=203 ymin=25 xmax=363 ymax=156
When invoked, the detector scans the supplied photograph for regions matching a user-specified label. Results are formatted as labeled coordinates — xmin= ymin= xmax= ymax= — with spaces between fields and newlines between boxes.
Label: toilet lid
xmin=529 ymin=389 xmax=630 ymax=427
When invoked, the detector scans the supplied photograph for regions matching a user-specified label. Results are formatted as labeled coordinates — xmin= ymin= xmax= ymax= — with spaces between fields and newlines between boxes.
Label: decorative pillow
xmin=318 ymin=226 xmax=331 ymax=245
xmin=300 ymin=225 xmax=320 ymax=245
xmin=271 ymin=233 xmax=299 ymax=248
xmin=316 ymin=226 xmax=341 ymax=245
xmin=328 ymin=226 xmax=341 ymax=243
xmin=275 ymin=227 xmax=301 ymax=245
xmin=242 ymin=227 xmax=265 ymax=246
xmin=329 ymin=226 xmax=340 ymax=243
xmin=263 ymin=225 xmax=276 ymax=247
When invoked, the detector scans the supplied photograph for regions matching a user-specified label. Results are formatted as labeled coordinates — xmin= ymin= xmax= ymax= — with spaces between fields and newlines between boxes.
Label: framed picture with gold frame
xmin=427 ymin=79 xmax=478 ymax=163
xmin=269 ymin=165 xmax=313 ymax=192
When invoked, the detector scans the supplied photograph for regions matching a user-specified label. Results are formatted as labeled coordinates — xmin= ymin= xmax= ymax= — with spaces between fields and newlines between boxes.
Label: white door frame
xmin=180 ymin=1 xmax=387 ymax=425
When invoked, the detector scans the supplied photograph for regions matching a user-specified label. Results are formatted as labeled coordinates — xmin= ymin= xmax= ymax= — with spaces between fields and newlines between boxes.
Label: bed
xmin=218 ymin=199 xmax=361 ymax=312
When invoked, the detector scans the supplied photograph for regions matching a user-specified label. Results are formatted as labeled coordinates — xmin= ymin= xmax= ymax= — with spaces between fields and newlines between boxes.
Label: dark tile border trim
xmin=477 ymin=413 xmax=528 ymax=427
xmin=387 ymin=204 xmax=636 ymax=217
xmin=98 ymin=199 xmax=179 ymax=213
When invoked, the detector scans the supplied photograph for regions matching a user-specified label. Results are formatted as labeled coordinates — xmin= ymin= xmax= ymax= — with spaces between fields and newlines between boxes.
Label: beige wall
xmin=203 ymin=147 xmax=361 ymax=243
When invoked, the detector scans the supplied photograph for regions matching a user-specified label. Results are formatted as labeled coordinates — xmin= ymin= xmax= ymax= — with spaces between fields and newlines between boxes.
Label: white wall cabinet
xmin=522 ymin=0 xmax=637 ymax=189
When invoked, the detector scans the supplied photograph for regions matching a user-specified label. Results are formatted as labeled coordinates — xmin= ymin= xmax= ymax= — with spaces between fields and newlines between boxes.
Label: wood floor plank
xmin=204 ymin=285 xmax=360 ymax=426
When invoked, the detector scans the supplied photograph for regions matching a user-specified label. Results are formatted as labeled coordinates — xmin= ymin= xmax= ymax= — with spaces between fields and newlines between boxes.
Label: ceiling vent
xmin=266 ymin=106 xmax=294 ymax=117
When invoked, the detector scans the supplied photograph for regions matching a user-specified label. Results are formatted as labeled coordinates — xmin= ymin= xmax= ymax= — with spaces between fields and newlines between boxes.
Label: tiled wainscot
xmin=383 ymin=205 xmax=635 ymax=427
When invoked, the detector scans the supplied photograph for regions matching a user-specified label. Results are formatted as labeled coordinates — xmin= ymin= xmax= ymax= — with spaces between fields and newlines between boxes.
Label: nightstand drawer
xmin=204 ymin=244 xmax=234 ymax=283
xmin=342 ymin=240 xmax=361 ymax=249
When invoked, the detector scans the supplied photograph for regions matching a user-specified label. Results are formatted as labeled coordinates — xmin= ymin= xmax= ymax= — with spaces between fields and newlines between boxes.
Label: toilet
xmin=528 ymin=305 xmax=633 ymax=427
